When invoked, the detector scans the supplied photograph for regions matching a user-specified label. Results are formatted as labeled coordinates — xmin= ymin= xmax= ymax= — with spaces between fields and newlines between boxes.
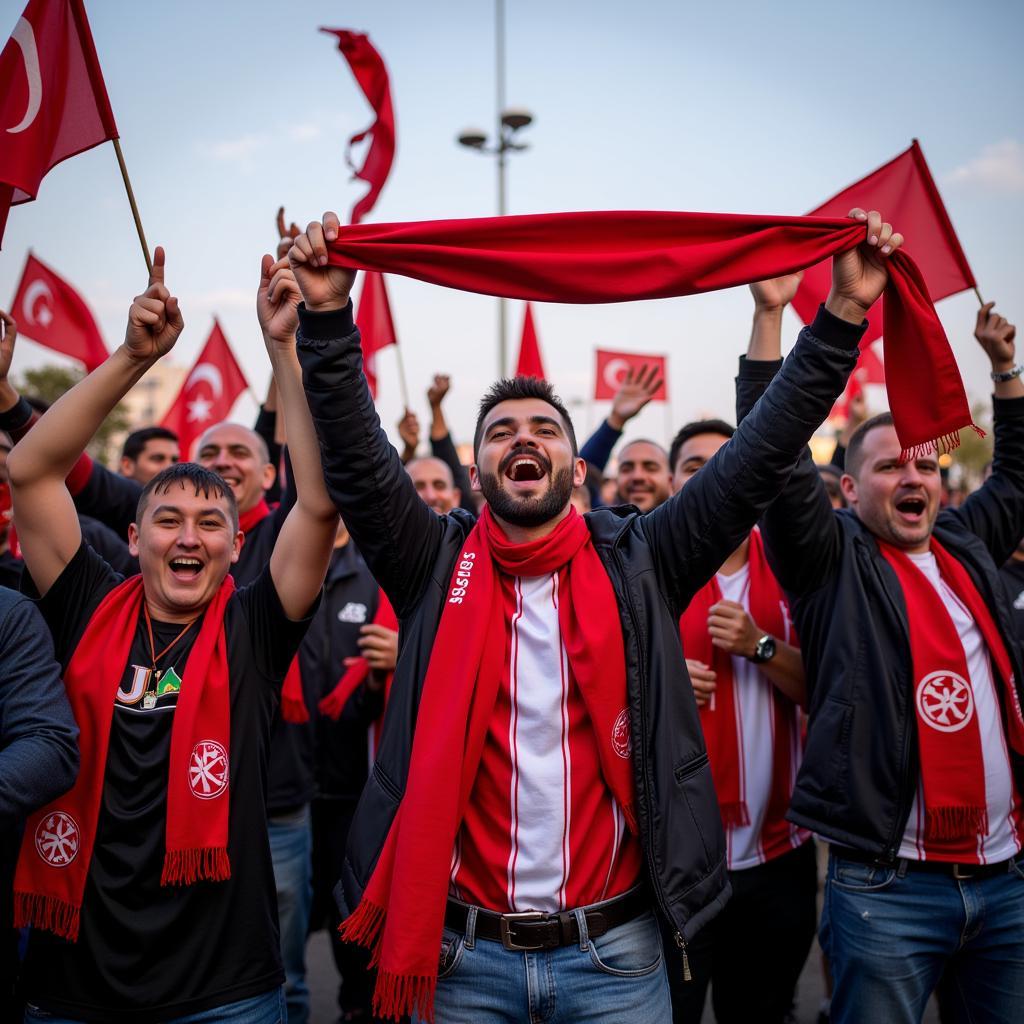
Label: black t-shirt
xmin=1000 ymin=558 xmax=1024 ymax=646
xmin=22 ymin=543 xmax=315 ymax=1022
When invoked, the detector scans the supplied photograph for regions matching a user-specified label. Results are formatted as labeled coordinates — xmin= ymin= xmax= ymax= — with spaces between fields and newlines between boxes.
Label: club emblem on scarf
xmin=916 ymin=671 xmax=974 ymax=732
xmin=34 ymin=812 xmax=80 ymax=867
xmin=189 ymin=740 xmax=229 ymax=799
xmin=612 ymin=708 xmax=632 ymax=759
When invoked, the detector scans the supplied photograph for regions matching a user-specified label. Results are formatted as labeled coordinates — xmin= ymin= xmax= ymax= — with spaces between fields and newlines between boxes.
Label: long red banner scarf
xmin=879 ymin=539 xmax=1024 ymax=844
xmin=14 ymin=574 xmax=235 ymax=940
xmin=338 ymin=507 xmax=634 ymax=1022
xmin=325 ymin=210 xmax=977 ymax=458
xmin=680 ymin=530 xmax=796 ymax=829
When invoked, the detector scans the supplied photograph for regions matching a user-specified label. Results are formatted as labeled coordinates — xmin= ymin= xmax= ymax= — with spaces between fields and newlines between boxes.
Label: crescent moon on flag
xmin=21 ymin=279 xmax=53 ymax=327
xmin=186 ymin=362 xmax=224 ymax=397
xmin=603 ymin=358 xmax=630 ymax=391
xmin=6 ymin=19 xmax=42 ymax=135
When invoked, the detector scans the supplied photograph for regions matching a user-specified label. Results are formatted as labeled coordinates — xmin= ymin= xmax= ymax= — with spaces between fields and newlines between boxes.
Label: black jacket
xmin=297 ymin=300 xmax=861 ymax=948
xmin=736 ymin=354 xmax=1024 ymax=858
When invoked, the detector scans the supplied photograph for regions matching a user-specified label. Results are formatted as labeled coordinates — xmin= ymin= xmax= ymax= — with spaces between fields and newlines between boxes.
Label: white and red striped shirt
xmin=717 ymin=566 xmax=809 ymax=870
xmin=898 ymin=551 xmax=1023 ymax=864
xmin=450 ymin=572 xmax=642 ymax=912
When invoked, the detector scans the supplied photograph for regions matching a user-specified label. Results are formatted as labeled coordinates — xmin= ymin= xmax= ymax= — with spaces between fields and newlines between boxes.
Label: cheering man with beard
xmin=290 ymin=209 xmax=900 ymax=1023
xmin=7 ymin=249 xmax=339 ymax=1023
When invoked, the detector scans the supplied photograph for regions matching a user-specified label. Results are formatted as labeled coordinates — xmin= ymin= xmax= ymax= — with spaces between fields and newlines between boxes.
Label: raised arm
xmin=646 ymin=210 xmax=898 ymax=609
xmin=258 ymin=255 xmax=340 ymax=620
xmin=7 ymin=250 xmax=184 ymax=595
xmin=427 ymin=375 xmax=477 ymax=514
xmin=944 ymin=304 xmax=1024 ymax=562
xmin=290 ymin=213 xmax=444 ymax=615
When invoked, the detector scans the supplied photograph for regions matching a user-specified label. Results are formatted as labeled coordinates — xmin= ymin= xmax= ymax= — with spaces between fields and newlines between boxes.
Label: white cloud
xmin=287 ymin=122 xmax=322 ymax=142
xmin=208 ymin=133 xmax=269 ymax=163
xmin=944 ymin=140 xmax=1024 ymax=193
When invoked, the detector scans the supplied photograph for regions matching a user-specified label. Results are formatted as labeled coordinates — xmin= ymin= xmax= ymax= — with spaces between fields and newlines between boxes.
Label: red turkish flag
xmin=0 ymin=0 xmax=118 ymax=245
xmin=833 ymin=341 xmax=886 ymax=421
xmin=161 ymin=321 xmax=248 ymax=458
xmin=320 ymin=29 xmax=396 ymax=226
xmin=594 ymin=349 xmax=668 ymax=401
xmin=515 ymin=302 xmax=546 ymax=379
xmin=355 ymin=271 xmax=397 ymax=399
xmin=792 ymin=140 xmax=975 ymax=346
xmin=10 ymin=251 xmax=107 ymax=369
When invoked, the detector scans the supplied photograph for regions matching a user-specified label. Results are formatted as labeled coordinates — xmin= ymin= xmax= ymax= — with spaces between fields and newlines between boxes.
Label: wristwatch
xmin=751 ymin=634 xmax=776 ymax=664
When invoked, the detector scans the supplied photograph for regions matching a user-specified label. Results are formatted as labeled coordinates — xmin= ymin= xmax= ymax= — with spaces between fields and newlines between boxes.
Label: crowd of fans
xmin=0 ymin=208 xmax=1020 ymax=1024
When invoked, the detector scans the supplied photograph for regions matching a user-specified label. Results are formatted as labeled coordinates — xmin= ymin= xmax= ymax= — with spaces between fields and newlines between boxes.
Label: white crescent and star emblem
xmin=22 ymin=279 xmax=53 ymax=327
xmin=602 ymin=357 xmax=630 ymax=392
xmin=6 ymin=18 xmax=42 ymax=135
xmin=916 ymin=670 xmax=975 ymax=733
xmin=185 ymin=363 xmax=223 ymax=424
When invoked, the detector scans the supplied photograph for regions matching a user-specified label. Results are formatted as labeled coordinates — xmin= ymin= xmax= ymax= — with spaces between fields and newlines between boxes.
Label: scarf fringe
xmin=281 ymin=695 xmax=310 ymax=724
xmin=13 ymin=891 xmax=80 ymax=941
xmin=372 ymin=968 xmax=438 ymax=1023
xmin=719 ymin=802 xmax=751 ymax=829
xmin=161 ymin=847 xmax=231 ymax=886
xmin=900 ymin=423 xmax=984 ymax=464
xmin=925 ymin=806 xmax=989 ymax=841
xmin=338 ymin=897 xmax=387 ymax=954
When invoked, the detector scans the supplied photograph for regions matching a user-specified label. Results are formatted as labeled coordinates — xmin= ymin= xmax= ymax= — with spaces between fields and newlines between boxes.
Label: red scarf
xmin=338 ymin=507 xmax=633 ymax=1022
xmin=238 ymin=497 xmax=271 ymax=535
xmin=680 ymin=531 xmax=797 ymax=829
xmin=14 ymin=574 xmax=235 ymax=941
xmin=327 ymin=211 xmax=977 ymax=459
xmin=879 ymin=538 xmax=1024 ymax=842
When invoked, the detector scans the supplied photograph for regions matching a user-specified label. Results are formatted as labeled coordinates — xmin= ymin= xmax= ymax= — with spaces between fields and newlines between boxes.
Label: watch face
xmin=757 ymin=636 xmax=776 ymax=661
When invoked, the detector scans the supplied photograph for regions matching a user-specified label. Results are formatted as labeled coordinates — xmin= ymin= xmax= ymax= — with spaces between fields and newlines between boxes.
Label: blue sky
xmin=2 ymin=0 xmax=1022 ymax=449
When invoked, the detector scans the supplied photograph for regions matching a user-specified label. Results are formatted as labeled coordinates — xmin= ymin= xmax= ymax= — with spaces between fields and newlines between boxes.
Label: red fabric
xmin=237 ymin=497 xmax=270 ymax=536
xmin=514 ymin=302 xmax=546 ymax=379
xmin=338 ymin=507 xmax=633 ymax=1022
xmin=833 ymin=341 xmax=885 ymax=421
xmin=878 ymin=539 xmax=1024 ymax=847
xmin=320 ymin=29 xmax=395 ymax=226
xmin=793 ymin=141 xmax=976 ymax=350
xmin=680 ymin=531 xmax=795 ymax=829
xmin=0 ymin=0 xmax=117 ymax=245
xmin=161 ymin=320 xmax=248 ymax=459
xmin=326 ymin=210 xmax=971 ymax=457
xmin=594 ymin=348 xmax=668 ymax=401
xmin=354 ymin=271 xmax=397 ymax=399
xmin=318 ymin=589 xmax=396 ymax=720
xmin=9 ymin=252 xmax=107 ymax=370
xmin=14 ymin=574 xmax=234 ymax=940
xmin=64 ymin=450 xmax=93 ymax=495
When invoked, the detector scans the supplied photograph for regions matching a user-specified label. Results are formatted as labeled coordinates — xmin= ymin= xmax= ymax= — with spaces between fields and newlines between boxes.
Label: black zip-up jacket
xmin=736 ymin=353 xmax=1024 ymax=858
xmin=297 ymin=300 xmax=862 ymax=948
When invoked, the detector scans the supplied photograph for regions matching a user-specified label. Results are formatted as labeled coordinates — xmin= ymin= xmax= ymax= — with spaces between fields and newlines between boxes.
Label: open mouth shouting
xmin=502 ymin=451 xmax=550 ymax=490
xmin=168 ymin=555 xmax=205 ymax=583
xmin=894 ymin=493 xmax=928 ymax=526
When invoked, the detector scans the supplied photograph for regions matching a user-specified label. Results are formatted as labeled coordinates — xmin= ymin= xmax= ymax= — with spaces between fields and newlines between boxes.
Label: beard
xmin=479 ymin=464 xmax=575 ymax=528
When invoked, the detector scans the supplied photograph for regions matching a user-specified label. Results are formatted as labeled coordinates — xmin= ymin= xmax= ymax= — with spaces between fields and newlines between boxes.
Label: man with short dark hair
xmin=407 ymin=456 xmax=462 ymax=515
xmin=616 ymin=439 xmax=673 ymax=512
xmin=289 ymin=208 xmax=897 ymax=1023
xmin=119 ymin=425 xmax=180 ymax=484
xmin=738 ymin=272 xmax=1024 ymax=1022
xmin=7 ymin=248 xmax=338 ymax=1023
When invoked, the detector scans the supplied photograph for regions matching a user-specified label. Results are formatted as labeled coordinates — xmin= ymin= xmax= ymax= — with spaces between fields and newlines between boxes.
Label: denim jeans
xmin=268 ymin=807 xmax=313 ymax=1024
xmin=418 ymin=904 xmax=672 ymax=1023
xmin=24 ymin=986 xmax=287 ymax=1023
xmin=820 ymin=849 xmax=1024 ymax=1024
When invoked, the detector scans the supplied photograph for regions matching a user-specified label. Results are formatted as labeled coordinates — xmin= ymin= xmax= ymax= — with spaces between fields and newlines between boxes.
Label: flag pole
xmin=973 ymin=286 xmax=985 ymax=306
xmin=111 ymin=139 xmax=152 ymax=274
xmin=393 ymin=344 xmax=411 ymax=411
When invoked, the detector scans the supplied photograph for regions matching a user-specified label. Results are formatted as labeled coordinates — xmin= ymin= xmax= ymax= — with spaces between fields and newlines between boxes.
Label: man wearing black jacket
xmin=289 ymin=209 xmax=893 ymax=1022
xmin=738 ymin=277 xmax=1024 ymax=1024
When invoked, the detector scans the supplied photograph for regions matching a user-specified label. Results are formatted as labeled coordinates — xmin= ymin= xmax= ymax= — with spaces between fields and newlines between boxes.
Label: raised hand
xmin=123 ymin=247 xmax=184 ymax=364
xmin=276 ymin=206 xmax=301 ymax=260
xmin=827 ymin=209 xmax=904 ymax=324
xmin=427 ymin=374 xmax=451 ymax=408
xmin=749 ymin=271 xmax=804 ymax=312
xmin=0 ymin=310 xmax=17 ymax=385
xmin=397 ymin=408 xmax=420 ymax=455
xmin=287 ymin=212 xmax=356 ymax=312
xmin=609 ymin=363 xmax=663 ymax=431
xmin=974 ymin=302 xmax=1016 ymax=371
xmin=257 ymin=254 xmax=302 ymax=348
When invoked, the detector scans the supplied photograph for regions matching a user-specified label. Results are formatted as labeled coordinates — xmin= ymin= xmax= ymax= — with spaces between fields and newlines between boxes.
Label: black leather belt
xmin=830 ymin=844 xmax=1016 ymax=881
xmin=444 ymin=886 xmax=650 ymax=952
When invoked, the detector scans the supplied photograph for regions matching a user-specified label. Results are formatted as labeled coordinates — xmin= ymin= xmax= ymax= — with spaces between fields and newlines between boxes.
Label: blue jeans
xmin=25 ymin=987 xmax=286 ymax=1023
xmin=820 ymin=850 xmax=1024 ymax=1024
xmin=268 ymin=807 xmax=313 ymax=1024
xmin=418 ymin=904 xmax=672 ymax=1023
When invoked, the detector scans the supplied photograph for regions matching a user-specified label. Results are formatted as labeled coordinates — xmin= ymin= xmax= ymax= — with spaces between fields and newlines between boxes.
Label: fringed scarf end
xmin=900 ymin=422 xmax=985 ymax=464
xmin=338 ymin=897 xmax=387 ymax=953
xmin=372 ymin=968 xmax=437 ymax=1023
xmin=14 ymin=891 xmax=80 ymax=941
xmin=925 ymin=806 xmax=989 ymax=841
xmin=161 ymin=847 xmax=231 ymax=886
xmin=281 ymin=696 xmax=310 ymax=724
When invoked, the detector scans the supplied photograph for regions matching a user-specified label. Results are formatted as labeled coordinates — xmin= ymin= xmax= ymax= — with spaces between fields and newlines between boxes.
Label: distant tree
xmin=16 ymin=365 xmax=130 ymax=465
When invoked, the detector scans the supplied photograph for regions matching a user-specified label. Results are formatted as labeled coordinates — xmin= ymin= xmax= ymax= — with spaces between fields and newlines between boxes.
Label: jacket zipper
xmin=611 ymin=543 xmax=692 ymax=983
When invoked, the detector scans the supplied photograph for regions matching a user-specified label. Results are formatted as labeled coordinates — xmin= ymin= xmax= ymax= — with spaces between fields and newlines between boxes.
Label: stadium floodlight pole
xmin=456 ymin=0 xmax=534 ymax=378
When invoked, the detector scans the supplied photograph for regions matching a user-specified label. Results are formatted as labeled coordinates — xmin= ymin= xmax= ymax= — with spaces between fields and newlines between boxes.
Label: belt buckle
xmin=952 ymin=863 xmax=975 ymax=881
xmin=499 ymin=910 xmax=548 ymax=951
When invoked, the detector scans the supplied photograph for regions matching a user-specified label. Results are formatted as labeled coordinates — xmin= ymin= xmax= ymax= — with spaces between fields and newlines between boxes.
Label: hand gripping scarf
xmin=879 ymin=538 xmax=1024 ymax=847
xmin=14 ymin=573 xmax=235 ymax=941
xmin=325 ymin=210 xmax=978 ymax=458
xmin=680 ymin=530 xmax=797 ymax=829
xmin=338 ymin=506 xmax=635 ymax=1022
